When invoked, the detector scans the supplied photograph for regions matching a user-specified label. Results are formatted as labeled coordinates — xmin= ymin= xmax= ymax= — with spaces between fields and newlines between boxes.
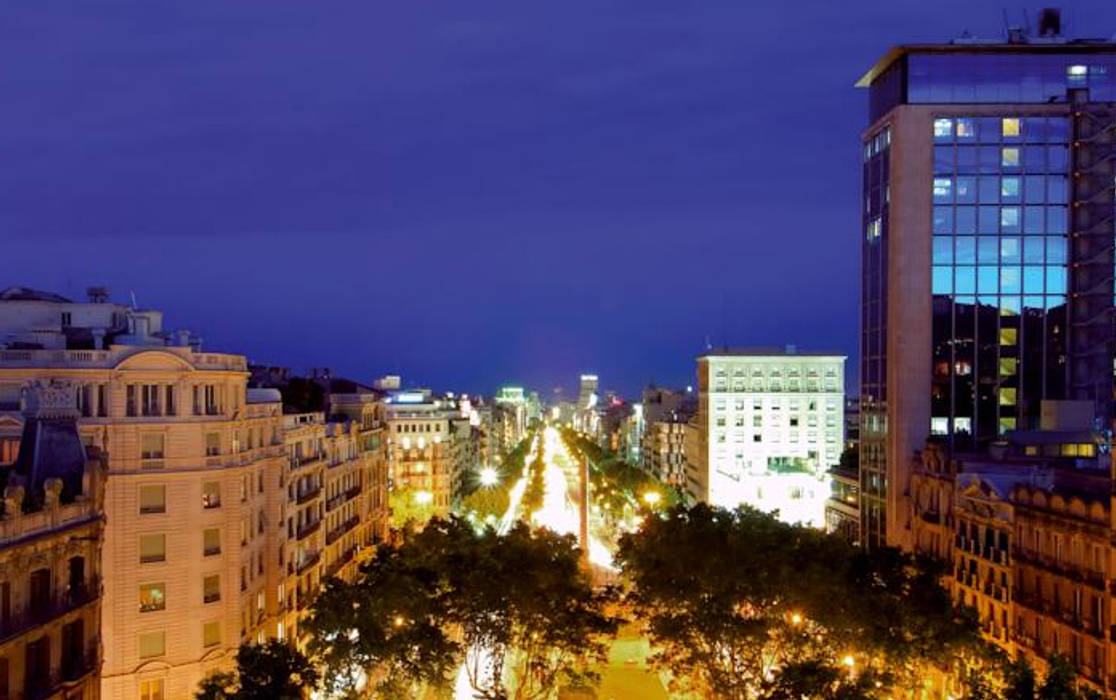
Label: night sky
xmin=4 ymin=2 xmax=1114 ymax=399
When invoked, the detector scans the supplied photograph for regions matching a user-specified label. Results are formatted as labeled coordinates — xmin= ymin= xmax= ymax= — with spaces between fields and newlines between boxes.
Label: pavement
xmin=559 ymin=625 xmax=669 ymax=700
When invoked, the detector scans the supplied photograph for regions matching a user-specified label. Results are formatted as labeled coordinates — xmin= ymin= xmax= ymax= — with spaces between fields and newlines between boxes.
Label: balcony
xmin=326 ymin=484 xmax=363 ymax=512
xmin=296 ymin=551 xmax=321 ymax=574
xmin=1013 ymin=548 xmax=1106 ymax=590
xmin=296 ymin=485 xmax=322 ymax=505
xmin=0 ymin=578 xmax=100 ymax=644
xmin=297 ymin=519 xmax=321 ymax=541
xmin=26 ymin=642 xmax=99 ymax=700
xmin=325 ymin=546 xmax=357 ymax=578
xmin=327 ymin=515 xmax=360 ymax=545
xmin=290 ymin=453 xmax=324 ymax=470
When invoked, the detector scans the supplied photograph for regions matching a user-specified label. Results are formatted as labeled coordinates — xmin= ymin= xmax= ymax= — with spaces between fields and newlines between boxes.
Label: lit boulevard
xmin=454 ymin=426 xmax=618 ymax=699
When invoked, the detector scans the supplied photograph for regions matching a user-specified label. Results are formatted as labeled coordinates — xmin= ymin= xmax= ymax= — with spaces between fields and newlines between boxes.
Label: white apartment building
xmin=695 ymin=348 xmax=846 ymax=527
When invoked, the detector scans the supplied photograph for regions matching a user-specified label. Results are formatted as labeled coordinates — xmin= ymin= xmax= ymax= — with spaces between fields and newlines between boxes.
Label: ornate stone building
xmin=910 ymin=413 xmax=1114 ymax=691
xmin=0 ymin=380 xmax=104 ymax=700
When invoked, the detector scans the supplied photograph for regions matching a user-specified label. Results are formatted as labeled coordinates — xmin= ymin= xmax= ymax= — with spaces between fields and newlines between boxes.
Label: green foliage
xmin=760 ymin=659 xmax=883 ymax=700
xmin=389 ymin=488 xmax=437 ymax=528
xmin=306 ymin=516 xmax=617 ymax=700
xmin=615 ymin=503 xmax=988 ymax=700
xmin=459 ymin=431 xmax=536 ymax=522
xmin=195 ymin=641 xmax=319 ymax=700
xmin=1039 ymin=656 xmax=1080 ymax=700
xmin=560 ymin=428 xmax=682 ymax=525
xmin=521 ymin=440 xmax=546 ymax=515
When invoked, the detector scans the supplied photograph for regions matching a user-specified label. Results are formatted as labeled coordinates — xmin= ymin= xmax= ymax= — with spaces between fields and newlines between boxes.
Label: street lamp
xmin=642 ymin=491 xmax=661 ymax=506
xmin=479 ymin=467 xmax=499 ymax=487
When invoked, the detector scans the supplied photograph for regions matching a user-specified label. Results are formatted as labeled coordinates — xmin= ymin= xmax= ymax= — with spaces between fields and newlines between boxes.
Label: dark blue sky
xmin=3 ymin=2 xmax=1113 ymax=398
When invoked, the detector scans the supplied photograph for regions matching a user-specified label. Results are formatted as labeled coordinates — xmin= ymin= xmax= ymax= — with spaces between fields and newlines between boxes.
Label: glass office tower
xmin=857 ymin=35 xmax=1116 ymax=550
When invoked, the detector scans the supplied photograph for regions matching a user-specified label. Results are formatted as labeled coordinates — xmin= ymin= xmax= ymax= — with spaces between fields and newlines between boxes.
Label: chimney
xmin=86 ymin=286 xmax=110 ymax=304
xmin=1038 ymin=8 xmax=1061 ymax=37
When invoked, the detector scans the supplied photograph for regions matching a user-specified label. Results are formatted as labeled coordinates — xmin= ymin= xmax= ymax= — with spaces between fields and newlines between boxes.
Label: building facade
xmin=639 ymin=386 xmax=696 ymax=487
xmin=909 ymin=416 xmax=1113 ymax=691
xmin=694 ymin=349 xmax=845 ymax=527
xmin=384 ymin=390 xmax=461 ymax=524
xmin=0 ymin=381 xmax=104 ymax=700
xmin=856 ymin=17 xmax=1116 ymax=550
xmin=0 ymin=287 xmax=392 ymax=700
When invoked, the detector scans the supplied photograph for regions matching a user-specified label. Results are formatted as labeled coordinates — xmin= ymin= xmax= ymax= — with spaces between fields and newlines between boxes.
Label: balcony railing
xmin=327 ymin=515 xmax=360 ymax=545
xmin=0 ymin=579 xmax=100 ymax=645
xmin=1013 ymin=548 xmax=1106 ymax=590
xmin=326 ymin=484 xmax=363 ymax=512
xmin=297 ymin=519 xmax=321 ymax=541
xmin=296 ymin=551 xmax=321 ymax=574
xmin=325 ymin=546 xmax=357 ymax=578
xmin=296 ymin=485 xmax=322 ymax=505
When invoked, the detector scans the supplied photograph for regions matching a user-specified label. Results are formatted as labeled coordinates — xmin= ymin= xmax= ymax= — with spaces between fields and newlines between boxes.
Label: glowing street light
xmin=642 ymin=491 xmax=661 ymax=506
xmin=414 ymin=490 xmax=433 ymax=505
xmin=842 ymin=655 xmax=856 ymax=669
xmin=790 ymin=612 xmax=803 ymax=626
xmin=479 ymin=467 xmax=499 ymax=487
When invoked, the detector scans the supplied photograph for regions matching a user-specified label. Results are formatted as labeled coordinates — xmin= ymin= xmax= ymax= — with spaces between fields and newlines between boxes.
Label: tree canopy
xmin=195 ymin=641 xmax=319 ymax=700
xmin=615 ymin=503 xmax=987 ymax=699
xmin=306 ymin=515 xmax=618 ymax=699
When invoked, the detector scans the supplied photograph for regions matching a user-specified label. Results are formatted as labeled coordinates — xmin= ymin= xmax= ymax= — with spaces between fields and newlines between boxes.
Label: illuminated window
xmin=956 ymin=119 xmax=976 ymax=139
xmin=933 ymin=178 xmax=952 ymax=202
xmin=202 ymin=482 xmax=221 ymax=509
xmin=138 ymin=631 xmax=165 ymax=659
xmin=1001 ymin=177 xmax=1021 ymax=200
xmin=205 ymin=432 xmax=220 ymax=457
xmin=999 ymin=388 xmax=1017 ymax=406
xmin=1002 ymin=118 xmax=1021 ymax=137
xmin=999 ymin=417 xmax=1017 ymax=434
xmin=933 ymin=119 xmax=954 ymax=139
xmin=139 ymin=583 xmax=165 ymax=612
xmin=1002 ymin=148 xmax=1020 ymax=168
xmin=140 ymin=679 xmax=164 ymax=700
xmin=999 ymin=328 xmax=1018 ymax=345
xmin=999 ymin=358 xmax=1018 ymax=376
xmin=930 ymin=418 xmax=948 ymax=436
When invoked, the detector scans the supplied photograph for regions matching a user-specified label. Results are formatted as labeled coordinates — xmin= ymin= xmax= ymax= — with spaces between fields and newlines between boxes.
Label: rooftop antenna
xmin=130 ymin=290 xmax=138 ymax=309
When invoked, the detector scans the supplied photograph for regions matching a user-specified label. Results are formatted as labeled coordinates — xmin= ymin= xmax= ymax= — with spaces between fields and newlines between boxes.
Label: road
xmin=455 ymin=426 xmax=668 ymax=700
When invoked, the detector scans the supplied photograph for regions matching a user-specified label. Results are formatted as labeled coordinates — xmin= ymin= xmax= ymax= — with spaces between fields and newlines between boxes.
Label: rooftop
xmin=698 ymin=346 xmax=845 ymax=359
xmin=0 ymin=286 xmax=73 ymax=303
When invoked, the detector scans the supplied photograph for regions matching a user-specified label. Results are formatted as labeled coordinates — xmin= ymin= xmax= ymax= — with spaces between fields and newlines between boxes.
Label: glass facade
xmin=910 ymin=53 xmax=1116 ymax=104
xmin=869 ymin=50 xmax=1116 ymax=121
xmin=930 ymin=116 xmax=1069 ymax=449
xmin=860 ymin=125 xmax=889 ymax=547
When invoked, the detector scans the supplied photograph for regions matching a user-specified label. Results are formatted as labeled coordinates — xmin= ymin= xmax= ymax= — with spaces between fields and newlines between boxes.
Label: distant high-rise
xmin=577 ymin=374 xmax=598 ymax=410
xmin=856 ymin=16 xmax=1116 ymax=549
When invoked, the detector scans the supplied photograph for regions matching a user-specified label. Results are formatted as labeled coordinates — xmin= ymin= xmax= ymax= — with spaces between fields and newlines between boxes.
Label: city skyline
xmin=8 ymin=3 xmax=1114 ymax=396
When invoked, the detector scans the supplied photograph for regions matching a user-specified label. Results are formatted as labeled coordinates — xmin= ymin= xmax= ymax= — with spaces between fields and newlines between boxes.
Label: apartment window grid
xmin=930 ymin=116 xmax=1069 ymax=445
